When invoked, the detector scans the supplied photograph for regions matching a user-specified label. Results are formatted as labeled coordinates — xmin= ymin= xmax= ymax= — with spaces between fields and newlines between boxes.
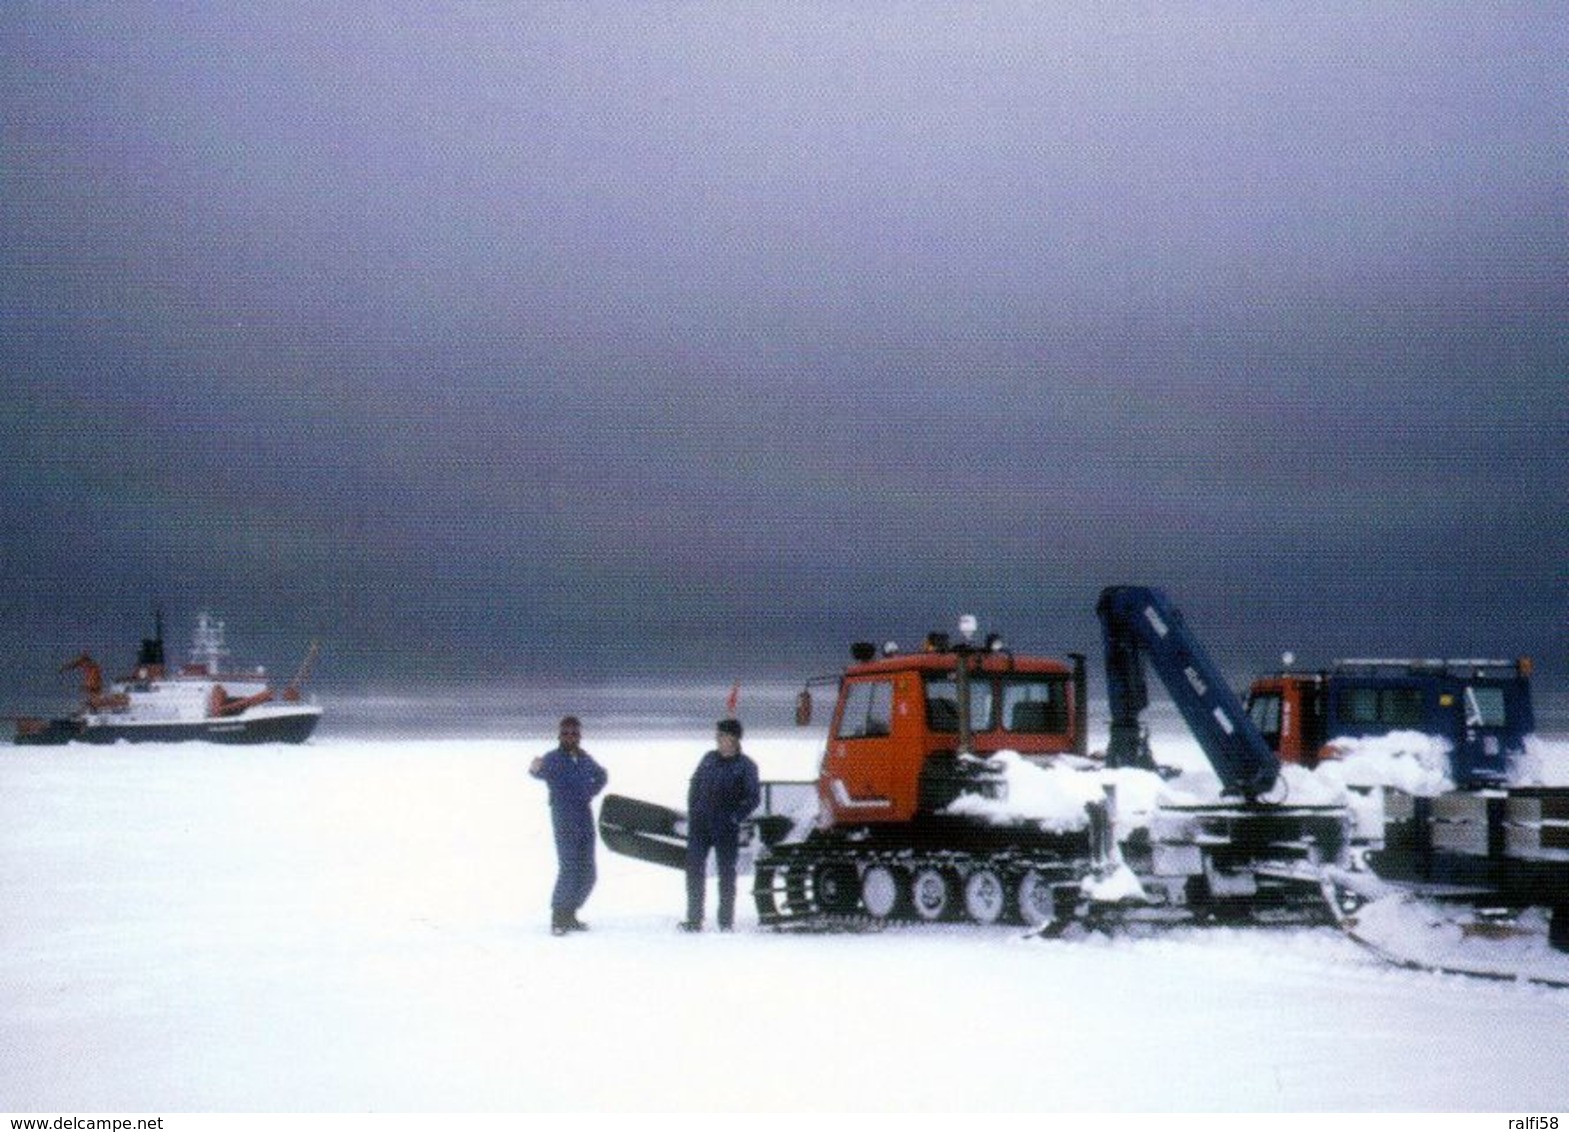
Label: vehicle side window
xmin=837 ymin=679 xmax=895 ymax=739
xmin=1382 ymin=688 xmax=1424 ymax=727
xmin=970 ymin=681 xmax=994 ymax=731
xmin=1339 ymin=685 xmax=1425 ymax=727
xmin=1000 ymin=678 xmax=1068 ymax=734
xmin=1465 ymin=685 xmax=1506 ymax=727
xmin=1342 ymin=687 xmax=1379 ymax=725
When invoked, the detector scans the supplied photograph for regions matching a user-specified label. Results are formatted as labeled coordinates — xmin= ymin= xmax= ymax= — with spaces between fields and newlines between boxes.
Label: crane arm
xmin=1096 ymin=586 xmax=1279 ymax=800
xmin=282 ymin=640 xmax=320 ymax=702
xmin=60 ymin=653 xmax=104 ymax=696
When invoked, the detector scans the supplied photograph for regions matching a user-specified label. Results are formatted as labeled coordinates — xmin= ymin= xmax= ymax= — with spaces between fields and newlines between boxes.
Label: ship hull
xmin=12 ymin=718 xmax=84 ymax=746
xmin=76 ymin=710 xmax=321 ymax=745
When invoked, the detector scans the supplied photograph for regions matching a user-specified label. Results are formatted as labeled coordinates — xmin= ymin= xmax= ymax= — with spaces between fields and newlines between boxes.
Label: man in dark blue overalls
xmin=530 ymin=715 xmax=609 ymax=936
xmin=682 ymin=718 xmax=760 ymax=932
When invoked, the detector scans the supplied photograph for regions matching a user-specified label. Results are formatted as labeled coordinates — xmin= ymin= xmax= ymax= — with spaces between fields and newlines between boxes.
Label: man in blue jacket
xmin=530 ymin=715 xmax=609 ymax=936
xmin=682 ymin=717 xmax=761 ymax=932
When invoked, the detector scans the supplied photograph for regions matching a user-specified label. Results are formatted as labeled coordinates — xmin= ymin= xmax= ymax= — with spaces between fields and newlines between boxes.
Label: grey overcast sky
xmin=3 ymin=3 xmax=1566 ymax=696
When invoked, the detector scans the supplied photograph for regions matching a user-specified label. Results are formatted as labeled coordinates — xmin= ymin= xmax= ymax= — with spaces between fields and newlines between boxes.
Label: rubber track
xmin=753 ymin=841 xmax=1078 ymax=931
xmin=755 ymin=842 xmax=1340 ymax=934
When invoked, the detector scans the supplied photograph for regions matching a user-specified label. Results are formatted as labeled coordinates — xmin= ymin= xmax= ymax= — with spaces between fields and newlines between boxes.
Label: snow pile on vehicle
xmin=1275 ymin=762 xmax=1349 ymax=805
xmin=1317 ymin=730 xmax=1455 ymax=796
xmin=1081 ymin=861 xmax=1149 ymax=903
xmin=943 ymin=751 xmax=1195 ymax=834
xmin=936 ymin=733 xmax=1569 ymax=843
xmin=1510 ymin=735 xmax=1569 ymax=787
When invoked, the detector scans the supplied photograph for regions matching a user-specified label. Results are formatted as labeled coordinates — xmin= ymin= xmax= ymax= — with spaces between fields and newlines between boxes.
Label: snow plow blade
xmin=1323 ymin=869 xmax=1569 ymax=988
xmin=598 ymin=794 xmax=688 ymax=871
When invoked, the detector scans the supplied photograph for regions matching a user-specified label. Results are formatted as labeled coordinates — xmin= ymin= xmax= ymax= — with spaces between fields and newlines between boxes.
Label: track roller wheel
xmin=861 ymin=864 xmax=907 ymax=920
xmin=910 ymin=865 xmax=957 ymax=922
xmin=813 ymin=860 xmax=862 ymax=915
xmin=1016 ymin=868 xmax=1059 ymax=930
xmin=962 ymin=867 xmax=1009 ymax=924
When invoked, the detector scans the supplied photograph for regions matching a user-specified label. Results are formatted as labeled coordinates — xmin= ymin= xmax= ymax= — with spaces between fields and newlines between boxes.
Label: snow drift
xmin=2 ymin=704 xmax=1568 ymax=1112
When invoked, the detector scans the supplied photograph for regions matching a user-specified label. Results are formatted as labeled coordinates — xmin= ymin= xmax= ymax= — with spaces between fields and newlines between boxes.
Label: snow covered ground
xmin=4 ymin=698 xmax=1569 ymax=1113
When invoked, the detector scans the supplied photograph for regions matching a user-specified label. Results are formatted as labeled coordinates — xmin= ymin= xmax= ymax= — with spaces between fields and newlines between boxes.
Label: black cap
xmin=717 ymin=718 xmax=743 ymax=739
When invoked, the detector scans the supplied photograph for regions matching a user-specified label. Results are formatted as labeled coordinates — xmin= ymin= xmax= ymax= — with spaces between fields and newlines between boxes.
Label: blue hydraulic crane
xmin=1097 ymin=585 xmax=1281 ymax=800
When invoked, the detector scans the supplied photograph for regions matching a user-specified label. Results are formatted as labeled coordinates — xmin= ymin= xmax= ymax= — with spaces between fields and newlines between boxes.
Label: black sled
xmin=598 ymin=794 xmax=689 ymax=870
xmin=598 ymin=791 xmax=804 ymax=872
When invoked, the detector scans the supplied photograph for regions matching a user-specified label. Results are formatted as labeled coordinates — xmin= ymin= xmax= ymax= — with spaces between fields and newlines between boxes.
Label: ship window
xmin=1465 ymin=685 xmax=1506 ymax=728
xmin=837 ymin=679 xmax=894 ymax=739
xmin=1000 ymin=678 xmax=1068 ymax=734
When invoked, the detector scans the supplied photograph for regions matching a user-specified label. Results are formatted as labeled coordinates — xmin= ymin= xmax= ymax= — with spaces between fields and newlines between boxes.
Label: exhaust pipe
xmin=1070 ymin=653 xmax=1088 ymax=757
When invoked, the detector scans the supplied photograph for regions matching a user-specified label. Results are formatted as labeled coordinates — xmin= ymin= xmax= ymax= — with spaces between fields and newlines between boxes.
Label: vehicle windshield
xmin=1248 ymin=692 xmax=1283 ymax=739
xmin=924 ymin=673 xmax=1067 ymax=734
xmin=837 ymin=679 xmax=895 ymax=739
xmin=923 ymin=674 xmax=989 ymax=732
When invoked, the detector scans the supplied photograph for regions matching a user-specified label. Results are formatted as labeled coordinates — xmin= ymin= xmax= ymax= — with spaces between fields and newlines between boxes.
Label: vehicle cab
xmin=1244 ymin=672 xmax=1327 ymax=766
xmin=807 ymin=633 xmax=1088 ymax=829
xmin=1246 ymin=659 xmax=1535 ymax=788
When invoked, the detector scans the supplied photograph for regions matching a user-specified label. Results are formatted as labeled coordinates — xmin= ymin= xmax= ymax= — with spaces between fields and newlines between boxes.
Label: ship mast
xmin=189 ymin=612 xmax=229 ymax=676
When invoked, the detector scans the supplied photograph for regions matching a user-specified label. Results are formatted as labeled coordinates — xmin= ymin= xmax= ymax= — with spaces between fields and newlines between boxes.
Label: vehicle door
xmin=822 ymin=675 xmax=903 ymax=820
xmin=1455 ymin=680 xmax=1512 ymax=787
